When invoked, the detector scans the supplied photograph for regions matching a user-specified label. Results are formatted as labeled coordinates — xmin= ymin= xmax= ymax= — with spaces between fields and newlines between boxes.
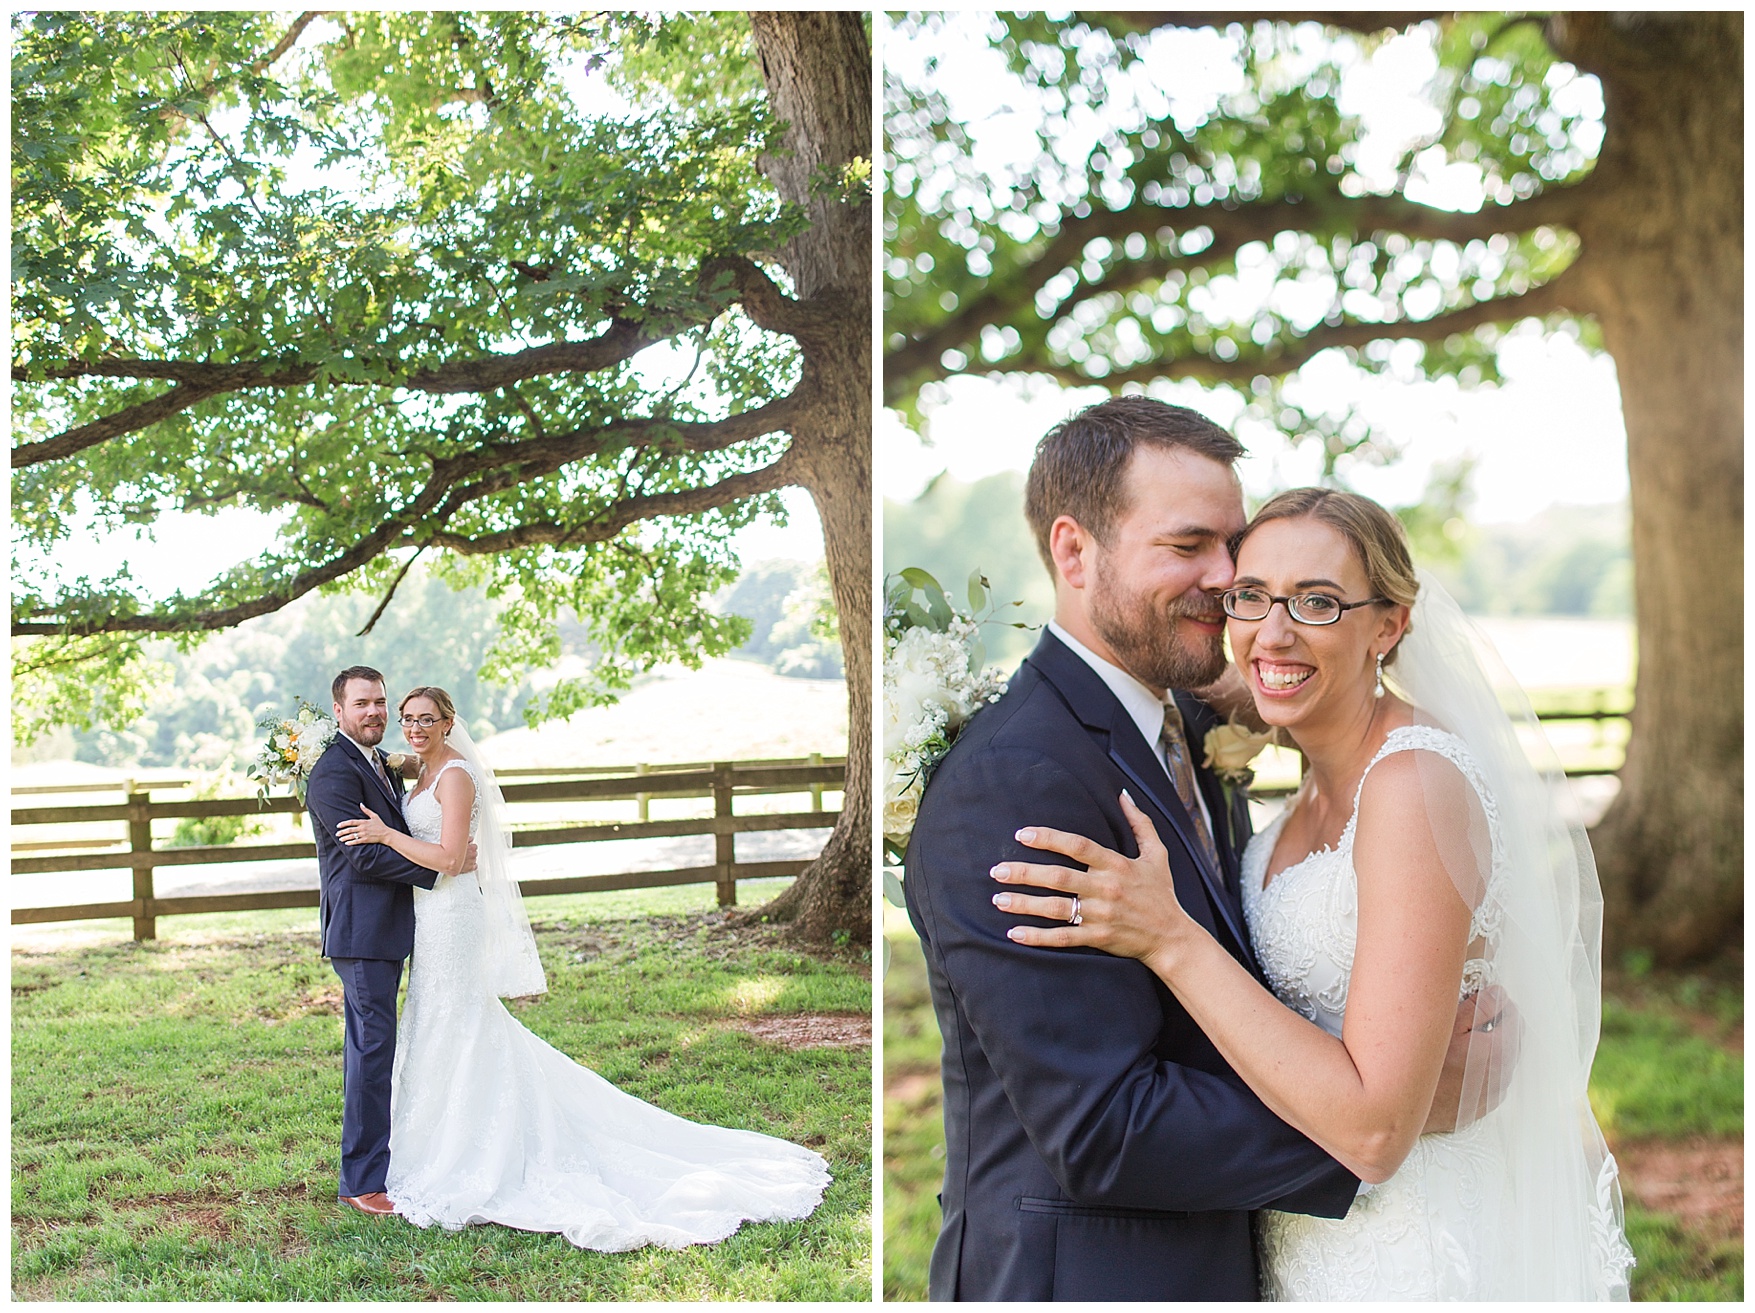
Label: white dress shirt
xmin=1046 ymin=620 xmax=1217 ymax=837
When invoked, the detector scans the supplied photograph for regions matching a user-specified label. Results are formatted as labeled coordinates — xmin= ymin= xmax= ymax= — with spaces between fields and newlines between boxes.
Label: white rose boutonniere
xmin=1201 ymin=719 xmax=1278 ymax=804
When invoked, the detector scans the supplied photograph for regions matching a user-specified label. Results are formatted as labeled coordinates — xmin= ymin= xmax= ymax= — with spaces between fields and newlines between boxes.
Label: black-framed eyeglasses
xmin=398 ymin=715 xmax=445 ymax=728
xmin=1219 ymin=587 xmax=1389 ymax=626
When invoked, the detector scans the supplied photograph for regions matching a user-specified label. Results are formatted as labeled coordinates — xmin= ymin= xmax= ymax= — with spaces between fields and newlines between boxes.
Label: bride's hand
xmin=337 ymin=804 xmax=391 ymax=847
xmin=992 ymin=790 xmax=1199 ymax=971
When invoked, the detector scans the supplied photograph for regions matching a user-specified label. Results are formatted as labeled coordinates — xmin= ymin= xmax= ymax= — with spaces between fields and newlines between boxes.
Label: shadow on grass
xmin=14 ymin=882 xmax=871 ymax=1301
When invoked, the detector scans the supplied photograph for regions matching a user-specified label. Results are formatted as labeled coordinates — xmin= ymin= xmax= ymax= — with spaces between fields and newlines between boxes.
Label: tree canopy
xmin=17 ymin=11 xmax=810 ymax=719
xmin=884 ymin=11 xmax=1741 ymax=962
xmin=887 ymin=11 xmax=1598 ymax=450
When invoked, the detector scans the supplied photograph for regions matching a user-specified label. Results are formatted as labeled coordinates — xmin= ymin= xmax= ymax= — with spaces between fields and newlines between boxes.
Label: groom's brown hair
xmin=1023 ymin=396 xmax=1244 ymax=574
xmin=332 ymin=665 xmax=386 ymax=703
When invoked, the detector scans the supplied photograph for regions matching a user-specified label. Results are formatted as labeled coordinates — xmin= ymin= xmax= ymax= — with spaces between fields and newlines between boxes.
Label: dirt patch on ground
xmin=727 ymin=1012 xmax=870 ymax=1049
xmin=884 ymin=1070 xmax=940 ymax=1108
xmin=288 ymin=982 xmax=344 ymax=1016
xmin=253 ymin=981 xmax=344 ymax=1024
xmin=1615 ymin=1137 xmax=1742 ymax=1240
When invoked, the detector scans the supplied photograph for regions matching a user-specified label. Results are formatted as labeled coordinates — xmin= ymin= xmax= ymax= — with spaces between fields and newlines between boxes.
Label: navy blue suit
xmin=304 ymin=737 xmax=436 ymax=1197
xmin=904 ymin=631 xmax=1357 ymax=1301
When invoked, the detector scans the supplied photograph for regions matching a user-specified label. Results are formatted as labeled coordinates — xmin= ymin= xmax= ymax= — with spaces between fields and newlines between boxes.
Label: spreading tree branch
xmin=12 ymin=392 xmax=807 ymax=638
xmin=886 ymin=181 xmax=1593 ymax=401
xmin=11 ymin=318 xmax=659 ymax=464
xmin=13 ymin=246 xmax=801 ymax=466
xmin=700 ymin=256 xmax=808 ymax=336
xmin=1011 ymin=262 xmax=1585 ymax=390
xmin=356 ymin=546 xmax=425 ymax=636
xmin=187 ymin=10 xmax=332 ymax=100
xmin=413 ymin=447 xmax=800 ymax=556
xmin=11 ymin=380 xmax=237 ymax=467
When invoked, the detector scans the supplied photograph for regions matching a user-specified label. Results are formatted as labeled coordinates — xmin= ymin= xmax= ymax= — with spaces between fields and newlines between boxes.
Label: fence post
xmin=713 ymin=761 xmax=736 ymax=907
xmin=127 ymin=788 xmax=156 ymax=942
xmin=809 ymin=751 xmax=823 ymax=813
xmin=635 ymin=762 xmax=649 ymax=822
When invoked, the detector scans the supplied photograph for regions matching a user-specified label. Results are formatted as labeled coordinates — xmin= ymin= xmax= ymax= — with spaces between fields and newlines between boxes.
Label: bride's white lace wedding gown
xmin=384 ymin=759 xmax=831 ymax=1250
xmin=1240 ymin=726 xmax=1633 ymax=1300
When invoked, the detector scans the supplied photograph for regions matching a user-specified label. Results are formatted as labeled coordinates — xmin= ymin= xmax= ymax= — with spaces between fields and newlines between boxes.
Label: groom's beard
xmin=1089 ymin=561 xmax=1227 ymax=692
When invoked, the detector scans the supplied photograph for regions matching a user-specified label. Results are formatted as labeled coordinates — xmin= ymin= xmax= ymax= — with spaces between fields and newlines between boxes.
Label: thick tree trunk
xmin=1554 ymin=13 xmax=1743 ymax=964
xmin=745 ymin=11 xmax=873 ymax=941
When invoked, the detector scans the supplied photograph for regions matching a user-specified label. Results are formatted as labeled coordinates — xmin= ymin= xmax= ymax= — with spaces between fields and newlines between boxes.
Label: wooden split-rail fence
xmin=12 ymin=755 xmax=845 ymax=941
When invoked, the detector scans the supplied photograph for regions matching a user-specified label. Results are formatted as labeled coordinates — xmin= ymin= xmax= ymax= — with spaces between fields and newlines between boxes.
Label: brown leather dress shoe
xmin=340 ymin=1192 xmax=396 ymax=1215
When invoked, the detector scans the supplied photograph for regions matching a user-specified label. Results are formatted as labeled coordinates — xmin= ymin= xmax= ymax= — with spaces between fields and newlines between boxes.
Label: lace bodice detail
xmin=1240 ymin=726 xmax=1509 ymax=1299
xmin=1242 ymin=725 xmax=1503 ymax=1035
xmin=402 ymin=758 xmax=480 ymax=847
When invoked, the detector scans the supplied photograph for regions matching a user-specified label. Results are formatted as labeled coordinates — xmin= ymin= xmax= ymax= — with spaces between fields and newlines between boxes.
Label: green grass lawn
xmin=13 ymin=880 xmax=872 ymax=1300
xmin=882 ymin=909 xmax=1742 ymax=1302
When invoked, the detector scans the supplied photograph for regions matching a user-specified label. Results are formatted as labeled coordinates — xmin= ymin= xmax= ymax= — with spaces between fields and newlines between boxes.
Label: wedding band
xmin=1068 ymin=895 xmax=1082 ymax=927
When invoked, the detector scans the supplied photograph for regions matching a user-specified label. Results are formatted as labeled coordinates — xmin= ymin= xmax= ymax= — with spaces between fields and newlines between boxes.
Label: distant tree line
xmin=885 ymin=470 xmax=1630 ymax=671
xmin=20 ymin=559 xmax=836 ymax=771
xmin=1435 ymin=502 xmax=1630 ymax=618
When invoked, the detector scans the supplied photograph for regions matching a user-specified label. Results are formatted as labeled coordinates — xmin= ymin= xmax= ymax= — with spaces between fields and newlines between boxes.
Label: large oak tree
xmin=13 ymin=10 xmax=871 ymax=941
xmin=885 ymin=11 xmax=1740 ymax=963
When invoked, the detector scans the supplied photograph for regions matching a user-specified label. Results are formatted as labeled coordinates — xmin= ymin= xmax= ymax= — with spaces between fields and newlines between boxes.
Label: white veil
xmin=1388 ymin=569 xmax=1634 ymax=1299
xmin=449 ymin=722 xmax=548 ymax=999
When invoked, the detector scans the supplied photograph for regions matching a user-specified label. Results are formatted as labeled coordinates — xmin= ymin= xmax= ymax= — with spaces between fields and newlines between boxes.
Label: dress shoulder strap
xmin=1349 ymin=724 xmax=1490 ymax=810
xmin=418 ymin=756 xmax=477 ymax=796
xmin=1343 ymin=724 xmax=1505 ymax=890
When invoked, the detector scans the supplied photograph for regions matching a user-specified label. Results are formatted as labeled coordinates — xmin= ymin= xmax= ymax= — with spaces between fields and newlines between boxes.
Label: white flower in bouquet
xmin=882 ymin=569 xmax=1018 ymax=856
xmin=248 ymin=699 xmax=337 ymax=804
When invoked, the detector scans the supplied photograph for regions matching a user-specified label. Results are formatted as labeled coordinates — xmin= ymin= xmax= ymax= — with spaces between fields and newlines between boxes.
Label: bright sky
xmin=881 ymin=15 xmax=1627 ymax=524
xmin=880 ymin=326 xmax=1627 ymax=523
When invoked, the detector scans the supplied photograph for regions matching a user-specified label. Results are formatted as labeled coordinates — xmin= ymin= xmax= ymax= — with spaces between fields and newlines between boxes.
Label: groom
xmin=903 ymin=399 xmax=1359 ymax=1300
xmin=304 ymin=666 xmax=442 ymax=1216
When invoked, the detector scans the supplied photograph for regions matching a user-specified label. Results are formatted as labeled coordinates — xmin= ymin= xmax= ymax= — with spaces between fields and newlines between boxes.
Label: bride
xmin=995 ymin=489 xmax=1634 ymax=1299
xmin=335 ymin=686 xmax=830 ymax=1250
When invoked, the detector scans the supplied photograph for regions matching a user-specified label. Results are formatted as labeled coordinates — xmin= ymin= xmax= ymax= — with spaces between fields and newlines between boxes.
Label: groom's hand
xmin=1422 ymin=984 xmax=1522 ymax=1134
xmin=462 ymin=841 xmax=479 ymax=874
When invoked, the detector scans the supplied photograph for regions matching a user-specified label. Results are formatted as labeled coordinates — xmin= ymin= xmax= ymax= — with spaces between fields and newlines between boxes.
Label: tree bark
xmin=745 ymin=11 xmax=873 ymax=941
xmin=1551 ymin=12 xmax=1744 ymax=964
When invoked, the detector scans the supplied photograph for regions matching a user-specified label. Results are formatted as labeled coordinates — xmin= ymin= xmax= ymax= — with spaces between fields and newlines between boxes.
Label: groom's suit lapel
xmin=335 ymin=739 xmax=406 ymax=819
xmin=1173 ymin=691 xmax=1266 ymax=980
xmin=1027 ymin=634 xmax=1254 ymax=968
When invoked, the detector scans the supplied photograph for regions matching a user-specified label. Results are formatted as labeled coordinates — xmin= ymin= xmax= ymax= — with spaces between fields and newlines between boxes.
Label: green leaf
xmin=966 ymin=568 xmax=989 ymax=615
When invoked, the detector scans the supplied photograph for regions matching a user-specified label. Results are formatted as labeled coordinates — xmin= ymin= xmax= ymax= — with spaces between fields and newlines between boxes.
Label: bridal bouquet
xmin=883 ymin=568 xmax=1016 ymax=859
xmin=247 ymin=699 xmax=336 ymax=805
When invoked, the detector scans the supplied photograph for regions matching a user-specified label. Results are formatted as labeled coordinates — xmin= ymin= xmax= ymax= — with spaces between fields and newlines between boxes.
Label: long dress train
xmin=385 ymin=759 xmax=831 ymax=1250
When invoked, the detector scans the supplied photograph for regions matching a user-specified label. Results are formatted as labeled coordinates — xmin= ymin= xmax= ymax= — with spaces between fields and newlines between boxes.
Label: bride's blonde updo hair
xmin=399 ymin=685 xmax=458 ymax=726
xmin=1232 ymin=488 xmax=1420 ymax=664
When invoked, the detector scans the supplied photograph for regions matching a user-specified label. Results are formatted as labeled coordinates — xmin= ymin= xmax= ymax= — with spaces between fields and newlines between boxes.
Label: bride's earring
xmin=1373 ymin=652 xmax=1386 ymax=699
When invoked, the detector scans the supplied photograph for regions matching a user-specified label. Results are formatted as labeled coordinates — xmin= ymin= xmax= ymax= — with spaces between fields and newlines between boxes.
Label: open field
xmin=13 ymin=881 xmax=872 ymax=1301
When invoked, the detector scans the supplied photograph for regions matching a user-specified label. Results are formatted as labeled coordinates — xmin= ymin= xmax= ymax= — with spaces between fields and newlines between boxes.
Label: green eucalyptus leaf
xmin=967 ymin=568 xmax=989 ymax=614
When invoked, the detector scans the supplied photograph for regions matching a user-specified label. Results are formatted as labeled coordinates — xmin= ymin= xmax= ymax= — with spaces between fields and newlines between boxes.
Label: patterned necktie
xmin=371 ymin=750 xmax=395 ymax=797
xmin=1160 ymin=702 xmax=1223 ymax=876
